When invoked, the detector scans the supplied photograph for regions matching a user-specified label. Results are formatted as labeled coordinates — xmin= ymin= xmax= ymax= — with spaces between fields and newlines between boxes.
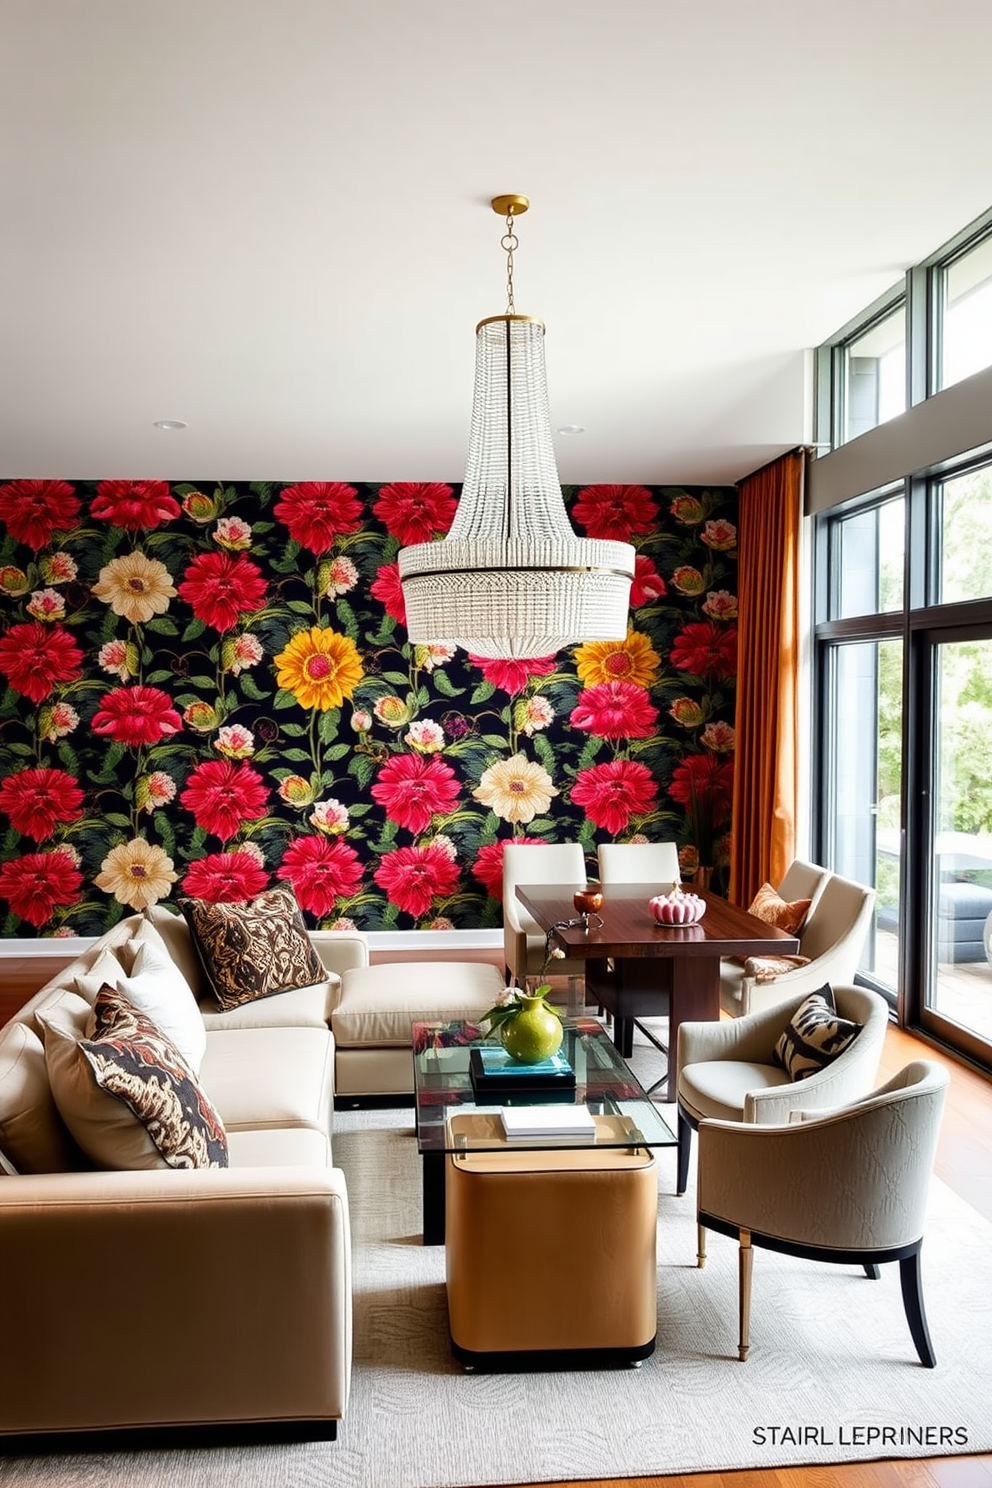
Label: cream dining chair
xmin=596 ymin=841 xmax=681 ymax=1093
xmin=695 ymin=1059 xmax=949 ymax=1367
xmin=502 ymin=843 xmax=588 ymax=1007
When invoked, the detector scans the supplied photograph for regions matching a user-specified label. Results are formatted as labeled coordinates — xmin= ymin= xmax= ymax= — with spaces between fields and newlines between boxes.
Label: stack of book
xmin=499 ymin=1104 xmax=598 ymax=1140
xmin=469 ymin=1045 xmax=576 ymax=1098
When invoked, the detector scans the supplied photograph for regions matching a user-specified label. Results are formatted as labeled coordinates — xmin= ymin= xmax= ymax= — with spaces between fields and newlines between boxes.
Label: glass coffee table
xmin=412 ymin=1016 xmax=677 ymax=1244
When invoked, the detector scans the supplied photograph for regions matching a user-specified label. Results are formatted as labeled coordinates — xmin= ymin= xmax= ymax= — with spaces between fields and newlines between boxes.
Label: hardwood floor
xmin=4 ymin=959 xmax=991 ymax=1485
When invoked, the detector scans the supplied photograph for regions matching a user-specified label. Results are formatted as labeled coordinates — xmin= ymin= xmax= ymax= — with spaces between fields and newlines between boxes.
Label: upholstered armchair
xmin=695 ymin=1060 xmax=949 ymax=1366
xmin=502 ymin=842 xmax=588 ymax=998
xmin=720 ymin=871 xmax=876 ymax=1018
xmin=676 ymin=984 xmax=890 ymax=1194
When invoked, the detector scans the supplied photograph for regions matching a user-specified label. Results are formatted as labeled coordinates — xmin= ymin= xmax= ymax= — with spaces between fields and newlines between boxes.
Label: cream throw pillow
xmin=74 ymin=922 xmax=207 ymax=1074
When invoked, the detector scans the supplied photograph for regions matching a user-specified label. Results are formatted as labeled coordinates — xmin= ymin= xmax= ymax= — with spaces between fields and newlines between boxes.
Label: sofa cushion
xmin=747 ymin=882 xmax=812 ymax=936
xmin=179 ymin=884 xmax=325 ymax=1010
xmin=143 ymin=903 xmax=207 ymax=995
xmin=332 ymin=961 xmax=505 ymax=1047
xmin=38 ymin=989 xmax=228 ymax=1170
xmin=198 ymin=1026 xmax=334 ymax=1134
xmin=199 ymin=982 xmax=334 ymax=1032
xmin=742 ymin=953 xmax=812 ymax=983
xmin=773 ymin=986 xmax=861 ymax=1081
xmin=227 ymin=1125 xmax=331 ymax=1168
xmin=73 ymin=920 xmax=207 ymax=1075
xmin=0 ymin=1020 xmax=87 ymax=1174
xmin=72 ymin=945 xmax=131 ymax=1003
xmin=679 ymin=1059 xmax=791 ymax=1123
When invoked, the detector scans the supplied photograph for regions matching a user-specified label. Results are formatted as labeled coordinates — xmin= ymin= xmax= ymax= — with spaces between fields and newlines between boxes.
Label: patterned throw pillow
xmin=81 ymin=987 xmax=227 ymax=1169
xmin=179 ymin=883 xmax=325 ymax=1011
xmin=747 ymin=882 xmax=812 ymax=937
xmin=773 ymin=986 xmax=861 ymax=1081
xmin=743 ymin=953 xmax=812 ymax=983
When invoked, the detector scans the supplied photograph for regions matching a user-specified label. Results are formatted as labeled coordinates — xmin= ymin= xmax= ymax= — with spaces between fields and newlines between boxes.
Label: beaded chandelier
xmin=398 ymin=195 xmax=635 ymax=659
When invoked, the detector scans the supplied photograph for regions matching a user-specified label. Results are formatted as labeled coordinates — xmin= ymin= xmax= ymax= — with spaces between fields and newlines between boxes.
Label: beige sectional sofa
xmin=0 ymin=903 xmax=505 ymax=1445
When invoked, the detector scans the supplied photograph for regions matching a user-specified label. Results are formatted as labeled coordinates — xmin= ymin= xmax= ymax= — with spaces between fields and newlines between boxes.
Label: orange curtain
xmin=729 ymin=449 xmax=803 ymax=907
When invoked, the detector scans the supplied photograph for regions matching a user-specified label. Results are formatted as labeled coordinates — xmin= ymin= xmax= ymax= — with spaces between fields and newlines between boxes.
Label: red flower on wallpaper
xmin=91 ymin=685 xmax=183 ymax=746
xmin=372 ymin=482 xmax=457 ymax=547
xmin=179 ymin=759 xmax=268 ymax=841
xmin=0 ymin=767 xmax=85 ymax=841
xmin=668 ymin=753 xmax=735 ymax=825
xmin=177 ymin=550 xmax=267 ymax=633
xmin=467 ymin=654 xmax=557 ymax=697
xmin=373 ymin=842 xmax=460 ymax=919
xmin=90 ymin=480 xmax=181 ymax=531
xmin=670 ymin=621 xmax=738 ymax=679
xmin=369 ymin=561 xmax=406 ymax=626
xmin=572 ymin=484 xmax=659 ymax=541
xmin=0 ymin=479 xmax=82 ymax=550
xmin=569 ymin=681 xmax=659 ymax=740
xmin=0 ymin=621 xmax=84 ymax=703
xmin=629 ymin=554 xmax=667 ymax=607
xmin=471 ymin=836 xmax=546 ymax=900
xmin=276 ymin=835 xmax=363 ymax=918
xmin=273 ymin=481 xmax=363 ymax=554
xmin=370 ymin=753 xmax=461 ymax=835
xmin=0 ymin=850 xmax=83 ymax=927
xmin=569 ymin=759 xmax=658 ymax=836
xmin=181 ymin=850 xmax=271 ymax=902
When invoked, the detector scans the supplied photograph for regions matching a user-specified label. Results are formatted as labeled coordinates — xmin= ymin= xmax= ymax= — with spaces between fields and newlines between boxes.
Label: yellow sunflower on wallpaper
xmin=574 ymin=627 xmax=661 ymax=689
xmin=275 ymin=625 xmax=364 ymax=711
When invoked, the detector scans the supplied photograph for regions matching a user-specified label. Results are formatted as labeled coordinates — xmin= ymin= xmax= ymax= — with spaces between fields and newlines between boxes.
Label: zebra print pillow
xmin=773 ymin=986 xmax=861 ymax=1080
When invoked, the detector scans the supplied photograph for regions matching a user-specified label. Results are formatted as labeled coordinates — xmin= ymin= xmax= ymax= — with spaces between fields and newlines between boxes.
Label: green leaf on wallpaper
xmin=430 ymin=671 xmax=464 ymax=698
xmin=91 ymin=742 xmax=127 ymax=782
xmin=248 ymin=483 xmax=274 ymax=502
xmin=317 ymin=710 xmax=342 ymax=744
xmin=481 ymin=734 xmax=507 ymax=749
xmin=156 ymin=817 xmax=176 ymax=857
xmin=348 ymin=753 xmax=376 ymax=789
xmin=278 ymin=720 xmax=306 ymax=737
xmin=144 ymin=616 xmax=179 ymax=636
xmin=577 ymin=736 xmax=604 ymax=770
xmin=366 ymin=620 xmax=397 ymax=647
xmin=281 ymin=748 xmax=312 ymax=764
xmin=3 ymin=741 xmax=33 ymax=758
xmin=532 ymin=734 xmax=555 ymax=771
xmin=238 ymin=673 xmax=273 ymax=702
xmin=336 ymin=600 xmax=359 ymax=641
xmin=104 ymin=813 xmax=132 ymax=830
xmin=272 ymin=689 xmax=297 ymax=710
xmin=371 ymin=819 xmax=399 ymax=852
xmin=380 ymin=670 xmax=409 ymax=687
xmin=145 ymin=669 xmax=174 ymax=685
xmin=286 ymin=600 xmax=313 ymax=615
xmin=324 ymin=743 xmax=351 ymax=761
xmin=471 ymin=681 xmax=496 ymax=705
xmin=182 ymin=618 xmax=207 ymax=643
xmin=188 ymin=675 xmax=217 ymax=691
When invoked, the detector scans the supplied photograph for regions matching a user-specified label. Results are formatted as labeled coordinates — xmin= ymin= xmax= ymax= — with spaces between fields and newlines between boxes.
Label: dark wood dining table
xmin=515 ymin=882 xmax=800 ymax=1092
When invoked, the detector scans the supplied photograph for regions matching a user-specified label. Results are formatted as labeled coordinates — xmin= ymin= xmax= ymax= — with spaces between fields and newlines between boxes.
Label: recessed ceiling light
xmin=153 ymin=419 xmax=188 ymax=431
xmin=557 ymin=424 xmax=585 ymax=435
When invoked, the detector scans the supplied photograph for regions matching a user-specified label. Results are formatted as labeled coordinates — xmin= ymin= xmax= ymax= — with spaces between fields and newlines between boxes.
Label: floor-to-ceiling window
xmin=810 ymin=208 xmax=992 ymax=1072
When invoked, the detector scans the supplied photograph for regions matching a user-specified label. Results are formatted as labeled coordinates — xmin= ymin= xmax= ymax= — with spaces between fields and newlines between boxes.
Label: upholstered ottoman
xmin=331 ymin=961 xmax=505 ymax=1100
xmin=444 ymin=1113 xmax=658 ymax=1369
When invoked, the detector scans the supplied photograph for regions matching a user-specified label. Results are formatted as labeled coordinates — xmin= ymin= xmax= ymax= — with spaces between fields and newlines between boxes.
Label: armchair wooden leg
xmin=863 ymin=1262 xmax=881 ymax=1279
xmin=697 ymin=1222 xmax=706 ymax=1268
xmin=899 ymin=1250 xmax=937 ymax=1368
xmin=738 ymin=1229 xmax=752 ymax=1361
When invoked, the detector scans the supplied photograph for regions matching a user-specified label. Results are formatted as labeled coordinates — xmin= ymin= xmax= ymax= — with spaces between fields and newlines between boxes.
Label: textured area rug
xmin=3 ymin=1079 xmax=992 ymax=1487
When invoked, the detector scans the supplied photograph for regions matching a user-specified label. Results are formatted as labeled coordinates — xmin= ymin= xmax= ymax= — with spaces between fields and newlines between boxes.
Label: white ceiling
xmin=3 ymin=0 xmax=992 ymax=489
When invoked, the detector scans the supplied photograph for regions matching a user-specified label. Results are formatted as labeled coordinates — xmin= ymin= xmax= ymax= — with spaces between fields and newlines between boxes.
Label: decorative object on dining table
xmin=649 ymin=881 xmax=707 ymax=925
xmin=572 ymin=884 xmax=605 ymax=930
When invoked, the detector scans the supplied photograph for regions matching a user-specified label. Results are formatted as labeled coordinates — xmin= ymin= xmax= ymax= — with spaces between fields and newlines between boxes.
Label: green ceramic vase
xmin=499 ymin=994 xmax=563 ymax=1064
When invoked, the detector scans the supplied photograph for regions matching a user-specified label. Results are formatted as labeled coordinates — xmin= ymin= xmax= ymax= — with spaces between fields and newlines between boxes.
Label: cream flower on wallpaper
xmin=94 ymin=838 xmax=178 ymax=910
xmin=472 ymin=753 xmax=558 ymax=825
xmin=91 ymin=551 xmax=178 ymax=624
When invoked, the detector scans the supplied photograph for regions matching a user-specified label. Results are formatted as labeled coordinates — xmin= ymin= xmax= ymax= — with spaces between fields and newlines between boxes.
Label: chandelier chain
xmin=501 ymin=209 xmax=519 ymax=314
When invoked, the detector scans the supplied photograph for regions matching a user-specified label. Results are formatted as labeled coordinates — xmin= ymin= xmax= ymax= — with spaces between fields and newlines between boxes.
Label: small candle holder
xmin=572 ymin=887 xmax=604 ymax=931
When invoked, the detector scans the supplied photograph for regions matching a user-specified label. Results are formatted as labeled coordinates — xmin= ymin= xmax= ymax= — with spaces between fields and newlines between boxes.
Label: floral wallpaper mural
xmin=0 ymin=478 xmax=738 ymax=938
